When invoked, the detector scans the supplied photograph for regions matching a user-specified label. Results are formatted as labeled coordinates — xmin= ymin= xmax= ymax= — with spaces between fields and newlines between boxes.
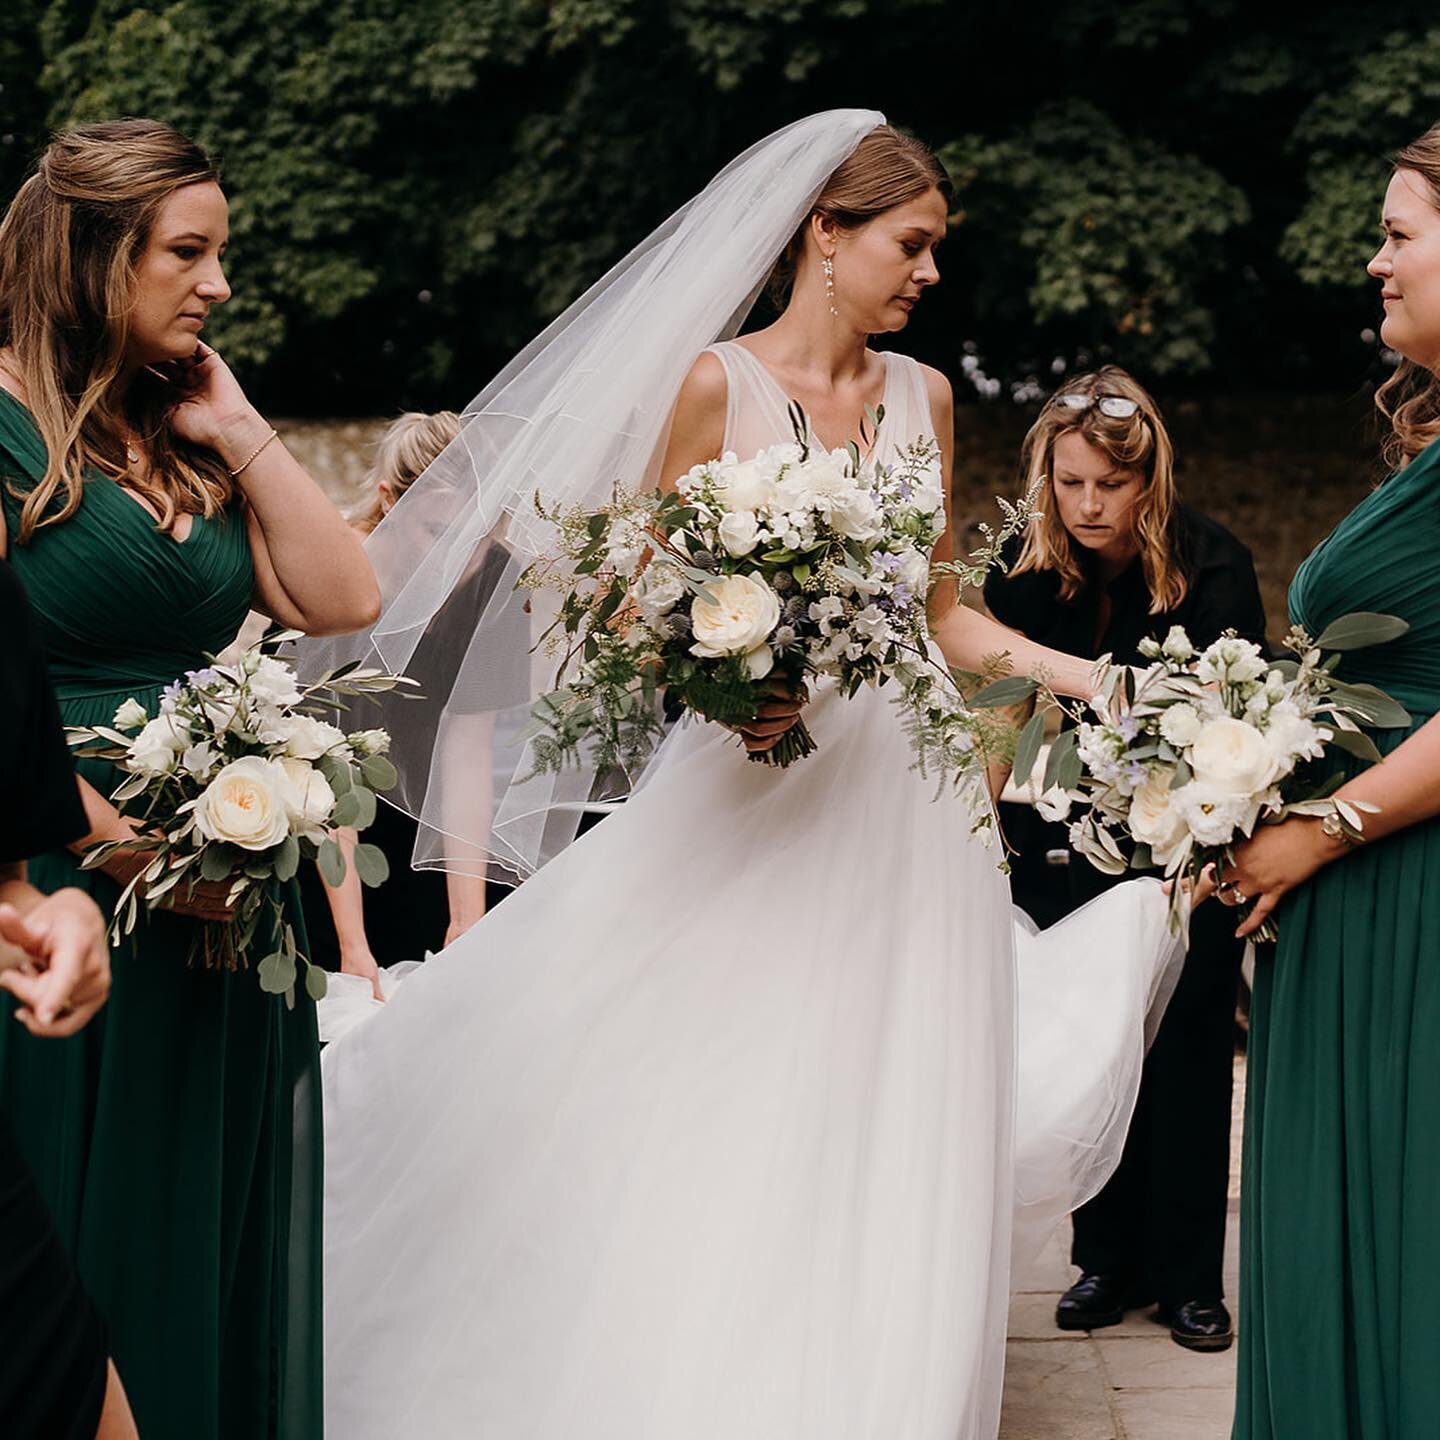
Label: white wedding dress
xmin=320 ymin=343 xmax=1180 ymax=1439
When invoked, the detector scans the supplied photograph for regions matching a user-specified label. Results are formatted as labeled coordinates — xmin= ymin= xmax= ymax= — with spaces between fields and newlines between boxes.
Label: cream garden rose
xmin=279 ymin=758 xmax=336 ymax=838
xmin=192 ymin=756 xmax=293 ymax=852
xmin=689 ymin=572 xmax=780 ymax=678
xmin=128 ymin=714 xmax=192 ymax=777
xmin=1189 ymin=717 xmax=1278 ymax=796
xmin=1127 ymin=770 xmax=1190 ymax=864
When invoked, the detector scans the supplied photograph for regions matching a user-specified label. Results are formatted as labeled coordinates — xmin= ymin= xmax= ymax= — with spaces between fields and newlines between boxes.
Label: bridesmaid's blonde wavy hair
xmin=1010 ymin=366 xmax=1186 ymax=614
xmin=352 ymin=411 xmax=461 ymax=534
xmin=0 ymin=118 xmax=234 ymax=543
xmin=1376 ymin=122 xmax=1440 ymax=473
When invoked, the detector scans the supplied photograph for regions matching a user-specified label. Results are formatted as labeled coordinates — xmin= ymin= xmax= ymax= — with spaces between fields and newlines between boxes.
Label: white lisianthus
xmin=1171 ymin=781 xmax=1258 ymax=847
xmin=1189 ymin=716 xmax=1278 ymax=796
xmin=348 ymin=728 xmax=391 ymax=758
xmin=1196 ymin=636 xmax=1268 ymax=687
xmin=808 ymin=595 xmax=845 ymax=629
xmin=261 ymin=713 xmax=350 ymax=762
xmin=630 ymin=562 xmax=687 ymax=620
xmin=1160 ymin=625 xmax=1195 ymax=663
xmin=180 ymin=741 xmax=220 ymax=780
xmin=1264 ymin=702 xmax=1325 ymax=771
xmin=192 ymin=757 xmax=293 ymax=851
xmin=689 ymin=573 xmax=780 ymax=675
xmin=1127 ymin=770 xmax=1190 ymax=864
xmin=717 ymin=509 xmax=761 ymax=557
xmin=128 ymin=714 xmax=192 ymax=777
xmin=278 ymin=757 xmax=336 ymax=835
xmin=248 ymin=655 xmax=303 ymax=709
xmin=113 ymin=697 xmax=149 ymax=731
xmin=1158 ymin=702 xmax=1203 ymax=749
xmin=1036 ymin=787 xmax=1072 ymax=823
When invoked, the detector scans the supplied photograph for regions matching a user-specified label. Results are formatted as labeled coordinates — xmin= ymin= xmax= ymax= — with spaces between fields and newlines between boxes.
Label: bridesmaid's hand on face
xmin=164 ymin=342 xmax=266 ymax=460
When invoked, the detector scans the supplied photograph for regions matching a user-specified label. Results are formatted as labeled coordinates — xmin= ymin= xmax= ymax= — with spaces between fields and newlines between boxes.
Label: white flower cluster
xmin=639 ymin=437 xmax=946 ymax=688
xmin=1056 ymin=627 xmax=1329 ymax=877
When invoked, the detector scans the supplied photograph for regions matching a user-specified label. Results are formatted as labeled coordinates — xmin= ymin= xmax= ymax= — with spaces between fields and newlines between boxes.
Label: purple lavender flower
xmin=1117 ymin=714 xmax=1141 ymax=742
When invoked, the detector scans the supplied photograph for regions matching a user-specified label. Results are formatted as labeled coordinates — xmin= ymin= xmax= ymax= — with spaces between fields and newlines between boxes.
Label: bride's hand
xmin=340 ymin=943 xmax=386 ymax=1003
xmin=729 ymin=678 xmax=808 ymax=753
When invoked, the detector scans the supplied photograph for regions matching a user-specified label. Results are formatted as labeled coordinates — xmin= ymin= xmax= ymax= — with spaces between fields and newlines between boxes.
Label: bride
xmin=313 ymin=111 xmax=1179 ymax=1439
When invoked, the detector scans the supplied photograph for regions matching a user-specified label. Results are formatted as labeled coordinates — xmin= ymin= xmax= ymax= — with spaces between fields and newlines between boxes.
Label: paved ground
xmin=998 ymin=1055 xmax=1245 ymax=1440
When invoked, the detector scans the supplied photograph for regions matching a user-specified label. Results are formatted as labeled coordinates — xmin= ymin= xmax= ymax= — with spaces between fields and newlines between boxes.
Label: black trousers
xmin=1002 ymin=803 xmax=1244 ymax=1304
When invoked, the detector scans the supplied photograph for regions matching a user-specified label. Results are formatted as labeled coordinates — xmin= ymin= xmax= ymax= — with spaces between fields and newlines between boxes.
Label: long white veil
xmin=299 ymin=109 xmax=885 ymax=883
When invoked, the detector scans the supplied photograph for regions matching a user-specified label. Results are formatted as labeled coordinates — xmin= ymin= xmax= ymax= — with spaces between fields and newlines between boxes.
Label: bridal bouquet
xmin=68 ymin=637 xmax=410 ymax=1002
xmin=1021 ymin=615 xmax=1411 ymax=936
xmin=521 ymin=405 xmax=1033 ymax=815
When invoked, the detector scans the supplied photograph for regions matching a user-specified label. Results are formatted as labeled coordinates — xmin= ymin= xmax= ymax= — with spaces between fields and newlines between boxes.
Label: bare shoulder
xmin=660 ymin=349 xmax=728 ymax=486
xmin=676 ymin=349 xmax=728 ymax=413
xmin=917 ymin=361 xmax=953 ymax=410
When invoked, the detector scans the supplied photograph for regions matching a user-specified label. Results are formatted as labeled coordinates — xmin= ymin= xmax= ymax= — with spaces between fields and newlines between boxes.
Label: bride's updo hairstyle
xmin=1376 ymin=122 xmax=1440 ymax=472
xmin=0 ymin=117 xmax=234 ymax=543
xmin=767 ymin=125 xmax=952 ymax=305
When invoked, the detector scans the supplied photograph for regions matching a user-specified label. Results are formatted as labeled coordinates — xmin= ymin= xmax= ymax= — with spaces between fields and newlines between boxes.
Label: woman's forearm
xmin=217 ymin=410 xmax=380 ymax=635
xmin=321 ymin=827 xmax=373 ymax=957
xmin=930 ymin=602 xmax=1097 ymax=700
xmin=1333 ymin=710 xmax=1440 ymax=845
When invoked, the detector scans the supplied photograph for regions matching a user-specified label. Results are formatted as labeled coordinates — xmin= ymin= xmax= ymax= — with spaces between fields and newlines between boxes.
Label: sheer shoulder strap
xmin=873 ymin=352 xmax=935 ymax=461
xmin=704 ymin=342 xmax=795 ymax=456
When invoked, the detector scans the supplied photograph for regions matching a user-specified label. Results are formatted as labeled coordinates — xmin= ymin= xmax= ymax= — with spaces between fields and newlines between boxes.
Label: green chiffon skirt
xmin=1236 ymin=730 xmax=1440 ymax=1438
xmin=0 ymin=681 xmax=324 ymax=1440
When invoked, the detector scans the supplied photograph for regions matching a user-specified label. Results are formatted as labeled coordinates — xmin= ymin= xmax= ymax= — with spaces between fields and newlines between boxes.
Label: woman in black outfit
xmin=985 ymin=366 xmax=1266 ymax=1352
xmin=0 ymin=554 xmax=134 ymax=1439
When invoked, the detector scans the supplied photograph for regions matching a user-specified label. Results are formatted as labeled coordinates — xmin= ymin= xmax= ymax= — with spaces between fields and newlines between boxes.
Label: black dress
xmin=985 ymin=503 xmax=1266 ymax=1305
xmin=0 ymin=555 xmax=108 ymax=1440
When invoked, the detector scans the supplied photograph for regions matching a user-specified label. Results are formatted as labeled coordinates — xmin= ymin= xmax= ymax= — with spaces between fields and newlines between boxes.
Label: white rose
xmin=348 ymin=728 xmax=391 ymax=758
xmin=1127 ymin=770 xmax=1190 ymax=863
xmin=113 ymin=698 xmax=149 ymax=731
xmin=717 ymin=509 xmax=761 ymax=557
xmin=1160 ymin=625 xmax=1195 ymax=662
xmin=689 ymin=573 xmax=780 ymax=672
xmin=278 ymin=757 xmax=336 ymax=832
xmin=1158 ymin=703 xmax=1202 ymax=749
xmin=895 ymin=548 xmax=930 ymax=596
xmin=128 ymin=714 xmax=192 ymax=777
xmin=631 ymin=562 xmax=686 ymax=619
xmin=1189 ymin=717 xmax=1278 ymax=796
xmin=192 ymin=757 xmax=293 ymax=851
xmin=715 ymin=459 xmax=776 ymax=513
xmin=828 ymin=488 xmax=882 ymax=542
xmin=247 ymin=655 xmax=303 ymax=709
xmin=279 ymin=714 xmax=350 ymax=762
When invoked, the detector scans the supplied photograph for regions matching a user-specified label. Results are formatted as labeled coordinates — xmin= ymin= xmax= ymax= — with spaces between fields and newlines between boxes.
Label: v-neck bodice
xmin=706 ymin=341 xmax=932 ymax=461
xmin=0 ymin=387 xmax=254 ymax=703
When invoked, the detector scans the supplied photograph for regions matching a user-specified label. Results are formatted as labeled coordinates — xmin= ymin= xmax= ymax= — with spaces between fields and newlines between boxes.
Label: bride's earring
xmin=822 ymin=255 xmax=839 ymax=317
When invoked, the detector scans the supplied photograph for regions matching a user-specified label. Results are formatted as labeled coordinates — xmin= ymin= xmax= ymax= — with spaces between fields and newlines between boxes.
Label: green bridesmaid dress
xmin=1236 ymin=435 xmax=1440 ymax=1438
xmin=0 ymin=391 xmax=323 ymax=1440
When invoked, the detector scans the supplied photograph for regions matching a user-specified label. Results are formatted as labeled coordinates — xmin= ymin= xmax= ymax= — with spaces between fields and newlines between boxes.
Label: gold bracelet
xmin=227 ymin=427 xmax=279 ymax=477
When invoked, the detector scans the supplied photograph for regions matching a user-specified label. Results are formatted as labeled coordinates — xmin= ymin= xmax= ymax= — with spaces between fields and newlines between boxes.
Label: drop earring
xmin=822 ymin=255 xmax=838 ymax=317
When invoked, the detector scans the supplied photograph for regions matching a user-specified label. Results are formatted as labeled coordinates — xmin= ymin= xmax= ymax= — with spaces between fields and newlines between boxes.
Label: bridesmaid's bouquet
xmin=1022 ymin=616 xmax=1411 ymax=937
xmin=68 ymin=636 xmax=412 ymax=1002
xmin=521 ymin=405 xmax=1033 ymax=813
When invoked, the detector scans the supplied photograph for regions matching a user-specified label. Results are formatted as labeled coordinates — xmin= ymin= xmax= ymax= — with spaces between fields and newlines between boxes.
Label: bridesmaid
xmin=1223 ymin=120 xmax=1440 ymax=1438
xmin=0 ymin=119 xmax=378 ymax=1437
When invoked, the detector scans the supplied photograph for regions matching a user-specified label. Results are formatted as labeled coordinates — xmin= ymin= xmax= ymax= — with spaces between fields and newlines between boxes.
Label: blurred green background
xmin=2 ymin=1 xmax=1438 ymax=633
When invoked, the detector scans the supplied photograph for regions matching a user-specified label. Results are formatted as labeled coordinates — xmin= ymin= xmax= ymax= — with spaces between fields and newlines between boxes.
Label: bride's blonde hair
xmin=0 ymin=118 xmax=234 ymax=543
xmin=1376 ymin=121 xmax=1440 ymax=473
xmin=1009 ymin=366 xmax=1186 ymax=613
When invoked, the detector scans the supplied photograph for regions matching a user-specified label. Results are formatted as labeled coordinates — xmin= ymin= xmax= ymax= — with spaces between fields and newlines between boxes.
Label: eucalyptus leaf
xmin=200 ymin=845 xmax=235 ymax=883
xmin=257 ymin=950 xmax=296 ymax=996
xmin=353 ymin=843 xmax=390 ymax=888
xmin=1315 ymin=611 xmax=1409 ymax=652
xmin=273 ymin=834 xmax=301 ymax=883
xmin=1012 ymin=710 xmax=1047 ymax=788
xmin=969 ymin=675 xmax=1040 ymax=709
xmin=1324 ymin=725 xmax=1382 ymax=763
xmin=1328 ymin=681 xmax=1412 ymax=729
xmin=360 ymin=754 xmax=398 ymax=791
xmin=330 ymin=792 xmax=363 ymax=828
xmin=349 ymin=784 xmax=378 ymax=830
xmin=304 ymin=963 xmax=329 ymax=1002
xmin=318 ymin=839 xmax=346 ymax=888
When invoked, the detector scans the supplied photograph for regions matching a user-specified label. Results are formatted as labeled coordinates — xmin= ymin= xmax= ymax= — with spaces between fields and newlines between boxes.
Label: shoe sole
xmin=1170 ymin=1330 xmax=1234 ymax=1353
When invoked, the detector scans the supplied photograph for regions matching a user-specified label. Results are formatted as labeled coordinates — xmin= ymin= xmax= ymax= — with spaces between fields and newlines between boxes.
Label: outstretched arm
xmin=921 ymin=366 xmax=1097 ymax=700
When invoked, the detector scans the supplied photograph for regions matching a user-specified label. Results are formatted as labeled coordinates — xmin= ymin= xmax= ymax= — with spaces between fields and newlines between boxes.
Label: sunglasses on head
xmin=1052 ymin=392 xmax=1141 ymax=419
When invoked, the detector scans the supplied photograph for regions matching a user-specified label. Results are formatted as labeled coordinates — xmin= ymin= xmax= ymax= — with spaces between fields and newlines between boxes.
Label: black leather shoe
xmin=1055 ymin=1273 xmax=1154 ymax=1331
xmin=1157 ymin=1298 xmax=1233 ymax=1352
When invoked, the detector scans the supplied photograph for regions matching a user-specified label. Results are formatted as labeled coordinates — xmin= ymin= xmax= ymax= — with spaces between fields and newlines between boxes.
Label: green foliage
xmin=2 ymin=3 xmax=1439 ymax=397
